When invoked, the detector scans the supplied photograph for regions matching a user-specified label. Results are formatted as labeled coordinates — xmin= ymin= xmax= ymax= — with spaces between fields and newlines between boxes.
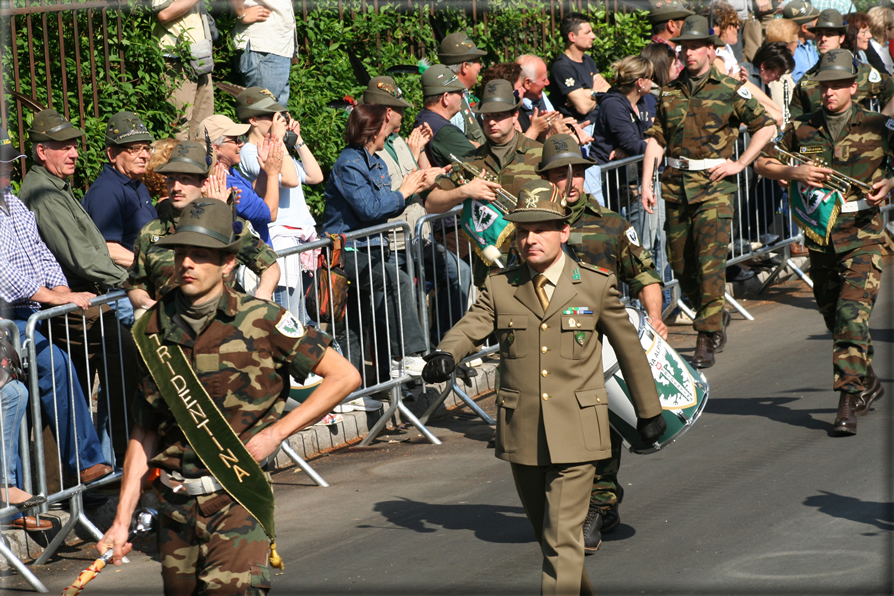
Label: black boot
xmin=690 ymin=332 xmax=716 ymax=369
xmin=582 ymin=503 xmax=602 ymax=555
xmin=855 ymin=366 xmax=884 ymax=416
xmin=713 ymin=310 xmax=731 ymax=353
xmin=832 ymin=393 xmax=857 ymax=436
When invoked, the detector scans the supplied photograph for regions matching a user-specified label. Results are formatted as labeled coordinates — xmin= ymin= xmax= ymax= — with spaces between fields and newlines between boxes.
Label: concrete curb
xmin=1 ymin=360 xmax=500 ymax=569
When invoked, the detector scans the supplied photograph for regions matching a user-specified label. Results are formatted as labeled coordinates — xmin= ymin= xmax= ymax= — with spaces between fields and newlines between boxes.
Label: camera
xmin=281 ymin=112 xmax=298 ymax=149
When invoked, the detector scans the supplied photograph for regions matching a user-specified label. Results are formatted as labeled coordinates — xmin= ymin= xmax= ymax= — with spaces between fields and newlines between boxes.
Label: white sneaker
xmin=401 ymin=355 xmax=426 ymax=378
xmin=334 ymin=397 xmax=384 ymax=412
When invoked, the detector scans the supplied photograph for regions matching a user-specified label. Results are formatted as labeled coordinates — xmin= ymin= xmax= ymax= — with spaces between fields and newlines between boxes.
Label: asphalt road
xmin=3 ymin=262 xmax=891 ymax=595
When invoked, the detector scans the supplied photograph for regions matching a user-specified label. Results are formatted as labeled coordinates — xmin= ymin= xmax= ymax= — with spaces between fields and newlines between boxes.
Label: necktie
xmin=533 ymin=274 xmax=550 ymax=313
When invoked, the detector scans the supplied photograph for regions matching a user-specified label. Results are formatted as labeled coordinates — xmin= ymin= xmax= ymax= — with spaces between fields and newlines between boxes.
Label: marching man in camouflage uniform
xmin=536 ymin=134 xmax=666 ymax=554
xmin=126 ymin=141 xmax=281 ymax=317
xmin=427 ymin=79 xmax=544 ymax=285
xmin=642 ymin=15 xmax=776 ymax=369
xmin=100 ymin=198 xmax=359 ymax=594
xmin=789 ymin=9 xmax=894 ymax=119
xmin=755 ymin=49 xmax=891 ymax=436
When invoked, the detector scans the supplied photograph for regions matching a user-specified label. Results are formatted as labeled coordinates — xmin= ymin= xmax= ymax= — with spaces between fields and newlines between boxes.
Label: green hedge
xmin=2 ymin=1 xmax=650 ymax=216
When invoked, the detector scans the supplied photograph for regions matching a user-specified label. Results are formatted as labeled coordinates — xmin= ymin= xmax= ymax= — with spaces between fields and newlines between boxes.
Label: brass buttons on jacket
xmin=542 ymin=393 xmax=550 ymax=400
xmin=541 ymin=346 xmax=548 ymax=353
xmin=540 ymin=323 xmax=548 ymax=331
xmin=541 ymin=369 xmax=548 ymax=377
xmin=596 ymin=396 xmax=601 ymax=404
xmin=508 ymin=321 xmax=513 ymax=327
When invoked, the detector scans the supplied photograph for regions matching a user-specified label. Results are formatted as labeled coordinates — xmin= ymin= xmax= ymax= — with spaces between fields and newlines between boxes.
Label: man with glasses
xmin=19 ymin=109 xmax=137 ymax=461
xmin=790 ymin=9 xmax=894 ymax=117
xmin=82 ymin=112 xmax=157 ymax=327
xmin=439 ymin=32 xmax=487 ymax=146
xmin=413 ymin=64 xmax=478 ymax=167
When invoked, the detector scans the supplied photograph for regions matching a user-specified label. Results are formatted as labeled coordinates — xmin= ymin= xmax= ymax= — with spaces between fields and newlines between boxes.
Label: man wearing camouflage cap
xmin=235 ymin=86 xmax=324 ymax=323
xmin=422 ymin=179 xmax=665 ymax=595
xmin=438 ymin=31 xmax=487 ymax=145
xmin=126 ymin=141 xmax=281 ymax=318
xmin=536 ymin=133 xmax=666 ymax=554
xmin=19 ymin=109 xmax=137 ymax=458
xmin=790 ymin=9 xmax=894 ymax=117
xmin=755 ymin=48 xmax=892 ymax=436
xmin=82 ymin=112 xmax=157 ymax=290
xmin=785 ymin=0 xmax=822 ymax=83
xmin=413 ymin=64 xmax=477 ymax=167
xmin=428 ymin=79 xmax=543 ymax=286
xmin=101 ymin=197 xmax=359 ymax=593
xmin=641 ymin=15 xmax=777 ymax=369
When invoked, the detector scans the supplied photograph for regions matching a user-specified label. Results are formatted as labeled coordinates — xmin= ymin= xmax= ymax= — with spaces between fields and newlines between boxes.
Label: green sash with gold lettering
xmin=132 ymin=314 xmax=284 ymax=569
xmin=792 ymin=183 xmax=841 ymax=245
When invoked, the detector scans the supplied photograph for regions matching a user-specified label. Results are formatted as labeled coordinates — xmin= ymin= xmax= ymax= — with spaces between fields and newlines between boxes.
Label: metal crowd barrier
xmin=0 ymin=318 xmax=48 ymax=593
xmin=412 ymin=208 xmax=496 ymax=426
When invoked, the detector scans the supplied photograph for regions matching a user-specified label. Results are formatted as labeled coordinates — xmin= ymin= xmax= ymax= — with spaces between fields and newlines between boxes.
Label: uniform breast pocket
xmin=560 ymin=315 xmax=596 ymax=360
xmin=497 ymin=314 xmax=527 ymax=359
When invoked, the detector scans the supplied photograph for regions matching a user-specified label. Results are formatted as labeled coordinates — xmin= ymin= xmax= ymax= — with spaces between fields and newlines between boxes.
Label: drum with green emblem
xmin=601 ymin=307 xmax=709 ymax=454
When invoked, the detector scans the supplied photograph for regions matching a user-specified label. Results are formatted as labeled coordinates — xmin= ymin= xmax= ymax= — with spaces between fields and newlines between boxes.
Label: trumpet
xmin=773 ymin=146 xmax=874 ymax=196
xmin=448 ymin=153 xmax=518 ymax=215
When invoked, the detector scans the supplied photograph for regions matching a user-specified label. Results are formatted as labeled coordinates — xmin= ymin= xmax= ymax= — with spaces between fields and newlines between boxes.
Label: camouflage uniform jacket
xmin=789 ymin=62 xmax=894 ymax=120
xmin=126 ymin=210 xmax=278 ymax=299
xmin=131 ymin=285 xmax=332 ymax=477
xmin=437 ymin=132 xmax=543 ymax=200
xmin=646 ymin=65 xmax=773 ymax=204
xmin=566 ymin=195 xmax=661 ymax=297
xmin=762 ymin=104 xmax=893 ymax=254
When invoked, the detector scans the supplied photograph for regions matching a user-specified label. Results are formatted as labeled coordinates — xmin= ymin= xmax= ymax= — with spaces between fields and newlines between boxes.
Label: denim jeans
xmin=1 ymin=380 xmax=27 ymax=486
xmin=274 ymin=271 xmax=315 ymax=327
xmin=583 ymin=164 xmax=605 ymax=206
xmin=12 ymin=311 xmax=106 ymax=476
xmin=109 ymin=297 xmax=135 ymax=329
xmin=238 ymin=41 xmax=292 ymax=107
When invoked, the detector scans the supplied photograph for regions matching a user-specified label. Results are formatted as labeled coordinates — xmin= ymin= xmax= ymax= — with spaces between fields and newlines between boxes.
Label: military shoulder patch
xmin=625 ymin=226 xmax=640 ymax=246
xmin=662 ymin=90 xmax=682 ymax=97
xmin=869 ymin=68 xmax=881 ymax=84
xmin=276 ymin=311 xmax=305 ymax=339
xmin=886 ymin=119 xmax=894 ymax=131
xmin=737 ymin=85 xmax=752 ymax=100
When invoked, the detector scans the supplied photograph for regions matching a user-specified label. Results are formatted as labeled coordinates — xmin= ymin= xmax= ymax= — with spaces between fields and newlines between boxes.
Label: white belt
xmin=161 ymin=470 xmax=223 ymax=496
xmin=840 ymin=198 xmax=870 ymax=213
xmin=667 ymin=157 xmax=727 ymax=171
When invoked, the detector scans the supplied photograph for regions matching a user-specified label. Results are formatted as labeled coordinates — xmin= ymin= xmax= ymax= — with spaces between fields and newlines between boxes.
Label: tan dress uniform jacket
xmin=437 ymin=257 xmax=662 ymax=466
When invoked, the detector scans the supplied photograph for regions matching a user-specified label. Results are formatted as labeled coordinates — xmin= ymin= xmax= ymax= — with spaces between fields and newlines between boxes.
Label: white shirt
xmin=870 ymin=39 xmax=894 ymax=76
xmin=716 ymin=45 xmax=739 ymax=77
xmin=232 ymin=0 xmax=295 ymax=58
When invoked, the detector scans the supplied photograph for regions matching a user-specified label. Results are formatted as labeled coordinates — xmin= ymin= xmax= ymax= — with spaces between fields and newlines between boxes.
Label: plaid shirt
xmin=0 ymin=186 xmax=67 ymax=313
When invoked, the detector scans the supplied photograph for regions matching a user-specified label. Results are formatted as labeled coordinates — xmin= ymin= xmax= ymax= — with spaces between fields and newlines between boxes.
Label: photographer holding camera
xmin=234 ymin=87 xmax=324 ymax=324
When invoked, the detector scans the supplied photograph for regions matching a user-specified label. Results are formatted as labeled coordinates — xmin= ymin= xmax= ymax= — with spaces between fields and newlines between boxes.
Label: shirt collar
xmin=527 ymin=251 xmax=566 ymax=288
xmin=147 ymin=284 xmax=240 ymax=341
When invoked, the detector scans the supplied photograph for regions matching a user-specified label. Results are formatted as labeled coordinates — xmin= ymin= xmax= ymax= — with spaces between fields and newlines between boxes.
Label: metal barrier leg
xmin=359 ymin=385 xmax=441 ymax=446
xmin=33 ymin=499 xmax=80 ymax=566
xmin=419 ymin=383 xmax=454 ymax=425
xmin=785 ymin=258 xmax=814 ymax=289
xmin=676 ymin=299 xmax=697 ymax=320
xmin=396 ymin=401 xmax=442 ymax=445
xmin=419 ymin=378 xmax=495 ymax=426
xmin=279 ymin=441 xmax=329 ymax=488
xmin=0 ymin=540 xmax=48 ymax=592
xmin=724 ymin=292 xmax=755 ymax=321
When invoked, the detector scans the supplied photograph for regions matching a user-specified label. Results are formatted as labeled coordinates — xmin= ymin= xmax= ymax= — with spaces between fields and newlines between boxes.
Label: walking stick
xmin=60 ymin=508 xmax=157 ymax=596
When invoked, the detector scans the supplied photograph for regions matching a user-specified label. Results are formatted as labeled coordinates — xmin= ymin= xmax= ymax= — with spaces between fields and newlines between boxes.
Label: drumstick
xmin=60 ymin=508 xmax=157 ymax=596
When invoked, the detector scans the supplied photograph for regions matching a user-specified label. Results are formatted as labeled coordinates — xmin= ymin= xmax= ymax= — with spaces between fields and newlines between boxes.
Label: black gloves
xmin=637 ymin=414 xmax=667 ymax=445
xmin=421 ymin=351 xmax=456 ymax=383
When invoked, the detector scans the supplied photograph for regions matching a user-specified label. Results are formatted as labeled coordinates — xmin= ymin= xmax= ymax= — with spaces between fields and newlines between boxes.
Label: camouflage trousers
xmin=808 ymin=245 xmax=884 ymax=395
xmin=589 ymin=429 xmax=624 ymax=511
xmin=157 ymin=488 xmax=271 ymax=595
xmin=665 ymin=196 xmax=732 ymax=332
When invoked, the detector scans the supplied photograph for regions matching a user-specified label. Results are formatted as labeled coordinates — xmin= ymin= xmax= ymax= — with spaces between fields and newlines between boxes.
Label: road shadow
xmin=601 ymin=523 xmax=637 ymax=543
xmin=706 ymin=395 xmax=834 ymax=432
xmin=871 ymin=327 xmax=893 ymax=345
xmin=803 ymin=490 xmax=894 ymax=534
xmin=364 ymin=497 xmax=534 ymax=544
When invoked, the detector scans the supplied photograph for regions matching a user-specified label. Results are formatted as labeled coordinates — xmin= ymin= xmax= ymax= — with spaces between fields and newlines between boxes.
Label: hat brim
xmin=108 ymin=132 xmax=155 ymax=146
xmin=363 ymin=90 xmax=412 ymax=108
xmin=153 ymin=158 xmax=210 ymax=175
xmin=155 ymin=230 xmax=240 ymax=252
xmin=423 ymin=85 xmax=465 ymax=96
xmin=648 ymin=9 xmax=694 ymax=23
xmin=472 ymin=99 xmax=521 ymax=114
xmin=235 ymin=97 xmax=288 ymax=120
xmin=534 ymin=154 xmax=595 ymax=175
xmin=670 ymin=32 xmax=714 ymax=42
xmin=806 ymin=24 xmax=846 ymax=33
xmin=810 ymin=70 xmax=857 ymax=82
xmin=0 ymin=145 xmax=25 ymax=163
xmin=30 ymin=126 xmax=86 ymax=143
xmin=504 ymin=207 xmax=571 ymax=223
xmin=438 ymin=48 xmax=487 ymax=65
xmin=789 ymin=11 xmax=820 ymax=24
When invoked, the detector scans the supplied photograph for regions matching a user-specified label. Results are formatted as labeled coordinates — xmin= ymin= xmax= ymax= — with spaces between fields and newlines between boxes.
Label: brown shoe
xmin=80 ymin=464 xmax=113 ymax=485
xmin=854 ymin=366 xmax=884 ymax=416
xmin=832 ymin=393 xmax=857 ymax=436
xmin=712 ymin=310 xmax=731 ymax=353
xmin=690 ymin=332 xmax=715 ymax=369
xmin=3 ymin=516 xmax=53 ymax=531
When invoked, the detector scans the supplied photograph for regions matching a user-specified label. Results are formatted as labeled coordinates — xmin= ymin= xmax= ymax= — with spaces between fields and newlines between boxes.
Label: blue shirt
xmin=0 ymin=187 xmax=68 ymax=313
xmin=792 ymin=40 xmax=819 ymax=84
xmin=322 ymin=145 xmax=405 ymax=248
xmin=227 ymin=167 xmax=272 ymax=244
xmin=82 ymin=163 xmax=157 ymax=251
xmin=590 ymin=89 xmax=654 ymax=165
